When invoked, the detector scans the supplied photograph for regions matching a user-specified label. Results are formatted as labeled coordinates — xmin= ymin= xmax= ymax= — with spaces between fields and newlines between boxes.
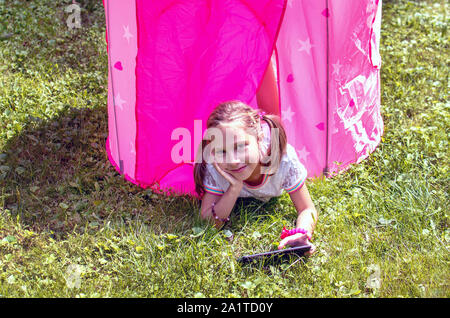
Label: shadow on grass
xmin=230 ymin=196 xmax=282 ymax=224
xmin=1 ymin=0 xmax=107 ymax=76
xmin=0 ymin=105 xmax=202 ymax=239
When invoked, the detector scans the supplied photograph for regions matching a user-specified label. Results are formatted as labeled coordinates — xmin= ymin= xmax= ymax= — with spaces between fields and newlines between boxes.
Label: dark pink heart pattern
xmin=286 ymin=74 xmax=294 ymax=83
xmin=114 ymin=61 xmax=123 ymax=71
xmin=316 ymin=122 xmax=325 ymax=131
xmin=321 ymin=8 xmax=330 ymax=18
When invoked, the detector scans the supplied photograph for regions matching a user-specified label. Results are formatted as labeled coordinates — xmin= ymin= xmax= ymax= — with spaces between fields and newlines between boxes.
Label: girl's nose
xmin=227 ymin=151 xmax=241 ymax=165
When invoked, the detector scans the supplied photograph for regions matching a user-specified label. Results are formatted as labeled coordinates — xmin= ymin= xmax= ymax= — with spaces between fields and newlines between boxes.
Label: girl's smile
xmin=229 ymin=165 xmax=247 ymax=173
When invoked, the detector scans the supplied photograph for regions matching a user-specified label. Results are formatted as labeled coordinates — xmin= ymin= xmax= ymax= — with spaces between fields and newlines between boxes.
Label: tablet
xmin=237 ymin=245 xmax=311 ymax=265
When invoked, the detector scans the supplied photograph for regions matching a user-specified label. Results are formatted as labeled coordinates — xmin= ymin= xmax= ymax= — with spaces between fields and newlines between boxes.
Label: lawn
xmin=0 ymin=0 xmax=448 ymax=297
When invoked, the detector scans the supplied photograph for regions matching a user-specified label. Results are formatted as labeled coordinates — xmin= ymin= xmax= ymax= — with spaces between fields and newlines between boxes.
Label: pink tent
xmin=102 ymin=0 xmax=383 ymax=199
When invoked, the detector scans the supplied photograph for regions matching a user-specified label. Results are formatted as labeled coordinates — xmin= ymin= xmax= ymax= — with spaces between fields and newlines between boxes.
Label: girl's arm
xmin=200 ymin=162 xmax=244 ymax=228
xmin=200 ymin=184 xmax=242 ymax=228
xmin=278 ymin=183 xmax=318 ymax=255
xmin=290 ymin=183 xmax=318 ymax=237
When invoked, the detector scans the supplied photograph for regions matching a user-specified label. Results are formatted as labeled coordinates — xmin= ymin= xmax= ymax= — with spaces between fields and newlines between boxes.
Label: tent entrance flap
xmin=103 ymin=0 xmax=384 ymax=197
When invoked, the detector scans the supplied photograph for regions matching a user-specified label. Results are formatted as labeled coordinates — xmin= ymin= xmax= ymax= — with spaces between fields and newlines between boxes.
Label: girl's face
xmin=210 ymin=124 xmax=261 ymax=181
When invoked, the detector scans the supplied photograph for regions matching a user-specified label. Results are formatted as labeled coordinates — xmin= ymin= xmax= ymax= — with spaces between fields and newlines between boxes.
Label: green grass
xmin=0 ymin=0 xmax=448 ymax=297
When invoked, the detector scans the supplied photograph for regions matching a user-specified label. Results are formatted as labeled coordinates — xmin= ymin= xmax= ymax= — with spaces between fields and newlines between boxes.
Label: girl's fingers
xmin=277 ymin=233 xmax=312 ymax=251
xmin=213 ymin=162 xmax=238 ymax=186
xmin=277 ymin=237 xmax=289 ymax=250
xmin=304 ymin=243 xmax=316 ymax=256
xmin=213 ymin=162 xmax=230 ymax=182
xmin=213 ymin=162 xmax=226 ymax=178
xmin=277 ymin=235 xmax=300 ymax=249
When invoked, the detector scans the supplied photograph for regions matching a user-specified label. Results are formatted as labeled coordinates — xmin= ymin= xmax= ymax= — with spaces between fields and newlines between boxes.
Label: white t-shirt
xmin=202 ymin=122 xmax=308 ymax=202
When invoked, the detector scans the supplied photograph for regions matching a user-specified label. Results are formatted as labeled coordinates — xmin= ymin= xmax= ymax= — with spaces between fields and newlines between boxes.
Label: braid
xmin=258 ymin=112 xmax=287 ymax=175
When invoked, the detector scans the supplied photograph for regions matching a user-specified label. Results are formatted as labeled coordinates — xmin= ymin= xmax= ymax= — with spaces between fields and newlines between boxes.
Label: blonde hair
xmin=193 ymin=100 xmax=287 ymax=198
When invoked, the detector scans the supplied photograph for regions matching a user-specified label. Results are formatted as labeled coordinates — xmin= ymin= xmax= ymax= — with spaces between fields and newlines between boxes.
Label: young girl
xmin=193 ymin=101 xmax=318 ymax=255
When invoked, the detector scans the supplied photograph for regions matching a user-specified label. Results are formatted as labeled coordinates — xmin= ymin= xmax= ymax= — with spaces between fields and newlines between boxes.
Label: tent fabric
xmin=103 ymin=0 xmax=383 ymax=199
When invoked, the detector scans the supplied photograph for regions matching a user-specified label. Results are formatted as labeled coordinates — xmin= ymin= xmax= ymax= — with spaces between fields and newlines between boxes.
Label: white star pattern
xmin=287 ymin=0 xmax=295 ymax=8
xmin=123 ymin=25 xmax=133 ymax=43
xmin=298 ymin=38 xmax=314 ymax=55
xmin=296 ymin=146 xmax=310 ymax=163
xmin=282 ymin=106 xmax=295 ymax=123
xmin=130 ymin=141 xmax=136 ymax=155
xmin=332 ymin=125 xmax=339 ymax=134
xmin=332 ymin=60 xmax=343 ymax=76
xmin=114 ymin=93 xmax=126 ymax=110
xmin=335 ymin=116 xmax=350 ymax=135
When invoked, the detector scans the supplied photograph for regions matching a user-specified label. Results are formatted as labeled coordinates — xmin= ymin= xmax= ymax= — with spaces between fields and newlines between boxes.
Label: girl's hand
xmin=213 ymin=162 xmax=244 ymax=192
xmin=278 ymin=233 xmax=316 ymax=257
